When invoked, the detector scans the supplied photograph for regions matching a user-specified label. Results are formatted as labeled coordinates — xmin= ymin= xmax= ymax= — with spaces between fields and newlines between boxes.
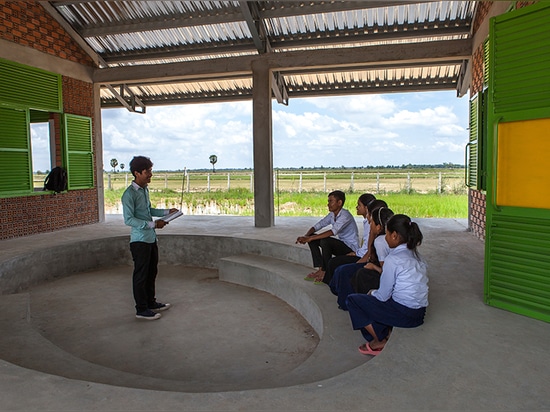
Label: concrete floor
xmin=0 ymin=215 xmax=549 ymax=411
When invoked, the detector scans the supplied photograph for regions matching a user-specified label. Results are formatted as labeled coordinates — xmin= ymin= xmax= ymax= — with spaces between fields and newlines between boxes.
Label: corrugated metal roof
xmin=48 ymin=1 xmax=476 ymax=110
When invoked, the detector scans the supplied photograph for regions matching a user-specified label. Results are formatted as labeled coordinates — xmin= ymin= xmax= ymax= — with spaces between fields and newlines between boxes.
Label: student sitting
xmin=296 ymin=190 xmax=359 ymax=283
xmin=351 ymin=206 xmax=394 ymax=294
xmin=320 ymin=193 xmax=376 ymax=286
xmin=330 ymin=205 xmax=392 ymax=310
xmin=346 ymin=214 xmax=428 ymax=356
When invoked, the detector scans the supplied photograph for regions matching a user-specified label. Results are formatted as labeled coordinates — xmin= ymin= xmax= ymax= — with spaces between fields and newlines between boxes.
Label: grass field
xmin=36 ymin=168 xmax=468 ymax=218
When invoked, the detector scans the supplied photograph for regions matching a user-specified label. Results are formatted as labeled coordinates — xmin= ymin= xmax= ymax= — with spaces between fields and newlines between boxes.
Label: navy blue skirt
xmin=346 ymin=294 xmax=426 ymax=342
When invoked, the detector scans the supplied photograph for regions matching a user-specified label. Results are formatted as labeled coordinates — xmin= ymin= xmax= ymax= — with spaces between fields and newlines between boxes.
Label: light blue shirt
xmin=373 ymin=234 xmax=391 ymax=263
xmin=313 ymin=208 xmax=359 ymax=251
xmin=372 ymin=243 xmax=429 ymax=309
xmin=355 ymin=218 xmax=370 ymax=257
xmin=121 ymin=181 xmax=167 ymax=243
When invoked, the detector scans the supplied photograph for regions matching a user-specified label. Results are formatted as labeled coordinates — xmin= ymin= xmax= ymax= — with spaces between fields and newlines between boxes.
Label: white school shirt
xmin=313 ymin=208 xmax=359 ymax=252
xmin=355 ymin=218 xmax=370 ymax=258
xmin=373 ymin=234 xmax=391 ymax=263
xmin=372 ymin=243 xmax=429 ymax=309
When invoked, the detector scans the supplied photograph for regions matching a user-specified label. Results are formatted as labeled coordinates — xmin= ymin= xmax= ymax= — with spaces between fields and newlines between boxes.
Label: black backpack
xmin=44 ymin=167 xmax=68 ymax=193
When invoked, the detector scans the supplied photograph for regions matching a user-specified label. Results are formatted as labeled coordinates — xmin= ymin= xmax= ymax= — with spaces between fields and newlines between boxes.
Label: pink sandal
xmin=358 ymin=342 xmax=383 ymax=356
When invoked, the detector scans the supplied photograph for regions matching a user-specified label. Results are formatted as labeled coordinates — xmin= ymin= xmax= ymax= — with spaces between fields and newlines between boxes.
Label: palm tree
xmin=209 ymin=154 xmax=217 ymax=173
xmin=110 ymin=158 xmax=118 ymax=172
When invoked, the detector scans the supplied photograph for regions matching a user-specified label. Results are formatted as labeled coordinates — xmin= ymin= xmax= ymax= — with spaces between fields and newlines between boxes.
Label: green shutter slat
xmin=491 ymin=4 xmax=550 ymax=115
xmin=483 ymin=39 xmax=490 ymax=86
xmin=65 ymin=114 xmax=94 ymax=189
xmin=0 ymin=107 xmax=32 ymax=193
xmin=467 ymin=95 xmax=478 ymax=188
xmin=485 ymin=3 xmax=550 ymax=323
xmin=0 ymin=59 xmax=62 ymax=112
xmin=487 ymin=214 xmax=550 ymax=322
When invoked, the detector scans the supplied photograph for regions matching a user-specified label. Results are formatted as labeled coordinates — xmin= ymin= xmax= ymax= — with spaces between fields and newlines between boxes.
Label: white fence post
xmin=299 ymin=172 xmax=303 ymax=193
xmin=438 ymin=172 xmax=442 ymax=194
xmin=227 ymin=173 xmax=231 ymax=190
xmin=164 ymin=173 xmax=168 ymax=189
xmin=407 ymin=173 xmax=411 ymax=194
xmin=376 ymin=173 xmax=380 ymax=194
xmin=186 ymin=172 xmax=190 ymax=192
xmin=207 ymin=173 xmax=211 ymax=192
xmin=350 ymin=172 xmax=354 ymax=191
xmin=323 ymin=172 xmax=327 ymax=192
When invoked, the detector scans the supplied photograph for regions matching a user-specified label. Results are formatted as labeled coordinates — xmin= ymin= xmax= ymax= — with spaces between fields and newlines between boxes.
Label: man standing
xmin=296 ymin=190 xmax=359 ymax=283
xmin=122 ymin=156 xmax=178 ymax=320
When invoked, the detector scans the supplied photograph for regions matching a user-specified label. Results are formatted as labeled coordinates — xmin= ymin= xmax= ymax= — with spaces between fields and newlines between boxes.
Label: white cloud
xmin=101 ymin=91 xmax=468 ymax=170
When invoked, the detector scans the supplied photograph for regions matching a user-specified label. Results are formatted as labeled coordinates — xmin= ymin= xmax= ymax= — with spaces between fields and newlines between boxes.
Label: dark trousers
xmin=346 ymin=294 xmax=426 ymax=342
xmin=322 ymin=254 xmax=360 ymax=285
xmin=308 ymin=237 xmax=353 ymax=271
xmin=130 ymin=241 xmax=159 ymax=313
xmin=329 ymin=262 xmax=364 ymax=310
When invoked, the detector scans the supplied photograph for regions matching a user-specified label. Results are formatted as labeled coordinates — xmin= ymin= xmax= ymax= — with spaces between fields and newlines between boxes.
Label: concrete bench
xmin=0 ymin=234 xmax=311 ymax=295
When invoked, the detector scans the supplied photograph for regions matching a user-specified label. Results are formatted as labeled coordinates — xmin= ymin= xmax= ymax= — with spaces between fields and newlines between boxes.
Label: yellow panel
xmin=497 ymin=118 xmax=550 ymax=209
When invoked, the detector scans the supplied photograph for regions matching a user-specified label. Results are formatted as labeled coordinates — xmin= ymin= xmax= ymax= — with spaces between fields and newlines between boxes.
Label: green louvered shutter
xmin=0 ymin=107 xmax=32 ymax=193
xmin=491 ymin=5 xmax=550 ymax=114
xmin=466 ymin=94 xmax=479 ymax=188
xmin=485 ymin=3 xmax=550 ymax=322
xmin=483 ymin=38 xmax=490 ymax=88
xmin=0 ymin=58 xmax=62 ymax=112
xmin=64 ymin=114 xmax=94 ymax=189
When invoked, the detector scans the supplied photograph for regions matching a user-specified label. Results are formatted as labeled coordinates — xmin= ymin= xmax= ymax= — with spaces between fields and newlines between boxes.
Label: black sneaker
xmin=136 ymin=309 xmax=161 ymax=320
xmin=149 ymin=302 xmax=171 ymax=312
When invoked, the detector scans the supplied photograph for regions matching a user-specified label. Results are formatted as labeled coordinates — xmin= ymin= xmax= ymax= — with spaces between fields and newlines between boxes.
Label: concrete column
xmin=93 ymin=82 xmax=105 ymax=222
xmin=252 ymin=60 xmax=274 ymax=227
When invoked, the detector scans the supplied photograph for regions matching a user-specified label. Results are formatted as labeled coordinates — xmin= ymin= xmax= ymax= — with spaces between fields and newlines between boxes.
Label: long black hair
xmin=358 ymin=193 xmax=376 ymax=208
xmin=367 ymin=199 xmax=388 ymax=215
xmin=371 ymin=207 xmax=394 ymax=235
xmin=386 ymin=214 xmax=423 ymax=257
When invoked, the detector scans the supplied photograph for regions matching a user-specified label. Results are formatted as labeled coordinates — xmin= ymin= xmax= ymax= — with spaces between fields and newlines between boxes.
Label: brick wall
xmin=0 ymin=1 xmax=99 ymax=240
xmin=469 ymin=190 xmax=486 ymax=241
xmin=0 ymin=1 xmax=95 ymax=66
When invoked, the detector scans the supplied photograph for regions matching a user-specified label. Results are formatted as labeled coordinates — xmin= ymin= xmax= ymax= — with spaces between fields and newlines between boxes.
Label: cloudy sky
xmin=31 ymin=90 xmax=469 ymax=172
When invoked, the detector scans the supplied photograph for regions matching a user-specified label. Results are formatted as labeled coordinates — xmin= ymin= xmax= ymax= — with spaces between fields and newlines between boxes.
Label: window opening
xmin=30 ymin=117 xmax=54 ymax=190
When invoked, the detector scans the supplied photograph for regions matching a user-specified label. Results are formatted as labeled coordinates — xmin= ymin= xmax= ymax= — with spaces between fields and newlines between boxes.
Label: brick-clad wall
xmin=473 ymin=1 xmax=493 ymax=33
xmin=0 ymin=191 xmax=98 ymax=239
xmin=0 ymin=1 xmax=95 ymax=66
xmin=469 ymin=190 xmax=486 ymax=241
xmin=63 ymin=77 xmax=94 ymax=116
xmin=0 ymin=1 xmax=99 ymax=240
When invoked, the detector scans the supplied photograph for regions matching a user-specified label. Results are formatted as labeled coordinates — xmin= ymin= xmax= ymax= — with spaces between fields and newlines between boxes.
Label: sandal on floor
xmin=304 ymin=271 xmax=319 ymax=281
xmin=358 ymin=342 xmax=383 ymax=356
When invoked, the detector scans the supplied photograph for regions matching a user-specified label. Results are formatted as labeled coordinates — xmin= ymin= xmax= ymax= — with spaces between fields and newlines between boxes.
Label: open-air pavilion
xmin=1 ymin=1 xmax=549 ymax=409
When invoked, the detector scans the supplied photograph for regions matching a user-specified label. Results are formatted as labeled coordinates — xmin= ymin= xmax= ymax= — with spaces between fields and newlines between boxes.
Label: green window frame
xmin=64 ymin=114 xmax=94 ymax=189
xmin=466 ymin=90 xmax=488 ymax=191
xmin=0 ymin=107 xmax=33 ymax=194
xmin=0 ymin=58 xmax=62 ymax=112
xmin=466 ymin=38 xmax=490 ymax=192
xmin=0 ymin=58 xmax=95 ymax=196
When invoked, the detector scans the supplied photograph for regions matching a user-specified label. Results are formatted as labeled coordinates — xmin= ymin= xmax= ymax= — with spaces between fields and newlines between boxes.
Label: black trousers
xmin=322 ymin=254 xmax=360 ymax=285
xmin=130 ymin=241 xmax=159 ymax=313
xmin=308 ymin=237 xmax=353 ymax=271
